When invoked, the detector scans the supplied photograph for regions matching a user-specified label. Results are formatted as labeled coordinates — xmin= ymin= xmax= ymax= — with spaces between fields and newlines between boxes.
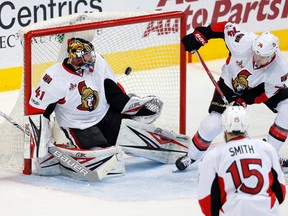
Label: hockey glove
xmin=181 ymin=29 xmax=207 ymax=52
xmin=233 ymin=98 xmax=247 ymax=108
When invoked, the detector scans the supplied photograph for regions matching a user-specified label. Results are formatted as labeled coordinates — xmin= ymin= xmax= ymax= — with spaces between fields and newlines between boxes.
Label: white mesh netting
xmin=0 ymin=11 xmax=186 ymax=173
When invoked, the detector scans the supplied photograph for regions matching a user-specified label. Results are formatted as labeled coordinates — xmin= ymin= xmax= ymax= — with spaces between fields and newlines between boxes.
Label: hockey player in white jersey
xmin=197 ymin=106 xmax=286 ymax=216
xmin=29 ymin=37 xmax=189 ymax=181
xmin=176 ymin=21 xmax=288 ymax=171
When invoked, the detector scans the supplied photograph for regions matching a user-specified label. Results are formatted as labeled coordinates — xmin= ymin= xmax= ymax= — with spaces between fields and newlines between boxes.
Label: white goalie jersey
xmin=29 ymin=52 xmax=116 ymax=130
xmin=197 ymin=137 xmax=286 ymax=216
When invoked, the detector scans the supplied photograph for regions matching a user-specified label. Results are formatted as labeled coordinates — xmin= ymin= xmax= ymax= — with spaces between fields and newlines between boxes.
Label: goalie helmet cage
xmin=0 ymin=11 xmax=187 ymax=174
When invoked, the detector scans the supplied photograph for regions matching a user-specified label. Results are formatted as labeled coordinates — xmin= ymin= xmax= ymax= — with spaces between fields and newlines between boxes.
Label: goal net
xmin=0 ymin=11 xmax=187 ymax=174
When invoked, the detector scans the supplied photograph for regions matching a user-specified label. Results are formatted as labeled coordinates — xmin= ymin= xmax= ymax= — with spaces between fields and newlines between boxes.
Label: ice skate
xmin=175 ymin=155 xmax=195 ymax=171
xmin=280 ymin=158 xmax=288 ymax=173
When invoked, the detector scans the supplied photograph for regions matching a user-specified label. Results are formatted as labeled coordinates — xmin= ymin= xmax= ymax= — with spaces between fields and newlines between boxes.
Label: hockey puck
xmin=125 ymin=67 xmax=132 ymax=75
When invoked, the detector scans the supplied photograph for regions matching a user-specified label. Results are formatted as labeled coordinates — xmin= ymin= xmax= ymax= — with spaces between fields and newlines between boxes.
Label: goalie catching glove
xmin=121 ymin=95 xmax=163 ymax=124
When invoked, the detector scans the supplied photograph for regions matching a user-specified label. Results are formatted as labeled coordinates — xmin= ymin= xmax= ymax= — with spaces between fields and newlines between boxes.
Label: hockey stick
xmin=0 ymin=110 xmax=29 ymax=136
xmin=50 ymin=146 xmax=119 ymax=182
xmin=193 ymin=51 xmax=254 ymax=139
xmin=194 ymin=50 xmax=229 ymax=105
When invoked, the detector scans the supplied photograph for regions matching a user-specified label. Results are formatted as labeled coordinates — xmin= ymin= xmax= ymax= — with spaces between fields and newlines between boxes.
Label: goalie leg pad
xmin=116 ymin=119 xmax=189 ymax=163
xmin=34 ymin=145 xmax=125 ymax=181
xmin=56 ymin=145 xmax=125 ymax=181
xmin=34 ymin=153 xmax=61 ymax=176
xmin=28 ymin=114 xmax=55 ymax=158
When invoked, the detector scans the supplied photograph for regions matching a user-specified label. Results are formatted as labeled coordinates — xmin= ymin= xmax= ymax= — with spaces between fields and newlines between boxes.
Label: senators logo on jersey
xmin=77 ymin=81 xmax=99 ymax=111
xmin=232 ymin=70 xmax=251 ymax=93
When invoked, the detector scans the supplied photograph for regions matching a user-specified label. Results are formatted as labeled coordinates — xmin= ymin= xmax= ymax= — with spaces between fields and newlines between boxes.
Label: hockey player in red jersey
xmin=29 ymin=37 xmax=189 ymax=181
xmin=175 ymin=21 xmax=288 ymax=171
xmin=197 ymin=106 xmax=286 ymax=216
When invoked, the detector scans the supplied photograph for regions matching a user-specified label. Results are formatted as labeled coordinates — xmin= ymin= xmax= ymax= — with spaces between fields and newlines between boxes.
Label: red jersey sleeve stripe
xmin=210 ymin=21 xmax=228 ymax=32
xmin=269 ymin=123 xmax=288 ymax=142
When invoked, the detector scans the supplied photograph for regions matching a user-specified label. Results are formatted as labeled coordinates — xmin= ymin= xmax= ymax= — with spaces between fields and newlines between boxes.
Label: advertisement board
xmin=0 ymin=0 xmax=287 ymax=90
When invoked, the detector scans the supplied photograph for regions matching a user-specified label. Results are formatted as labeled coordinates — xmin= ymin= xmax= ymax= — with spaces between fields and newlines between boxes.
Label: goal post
xmin=0 ymin=11 xmax=187 ymax=174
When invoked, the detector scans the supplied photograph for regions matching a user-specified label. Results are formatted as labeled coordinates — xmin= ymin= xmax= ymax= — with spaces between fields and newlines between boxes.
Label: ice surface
xmin=1 ymin=55 xmax=288 ymax=216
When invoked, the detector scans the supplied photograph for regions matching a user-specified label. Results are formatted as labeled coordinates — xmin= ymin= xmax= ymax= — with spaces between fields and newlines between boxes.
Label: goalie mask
xmin=67 ymin=37 xmax=96 ymax=67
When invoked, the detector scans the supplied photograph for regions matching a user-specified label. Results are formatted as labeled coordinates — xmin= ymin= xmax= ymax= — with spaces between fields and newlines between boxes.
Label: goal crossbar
xmin=2 ymin=11 xmax=187 ymax=174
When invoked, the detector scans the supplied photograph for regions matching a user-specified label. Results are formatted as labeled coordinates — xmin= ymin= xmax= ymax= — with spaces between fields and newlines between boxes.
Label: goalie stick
xmin=0 ymin=111 xmax=114 ymax=181
xmin=48 ymin=146 xmax=100 ymax=181
xmin=48 ymin=146 xmax=119 ymax=182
